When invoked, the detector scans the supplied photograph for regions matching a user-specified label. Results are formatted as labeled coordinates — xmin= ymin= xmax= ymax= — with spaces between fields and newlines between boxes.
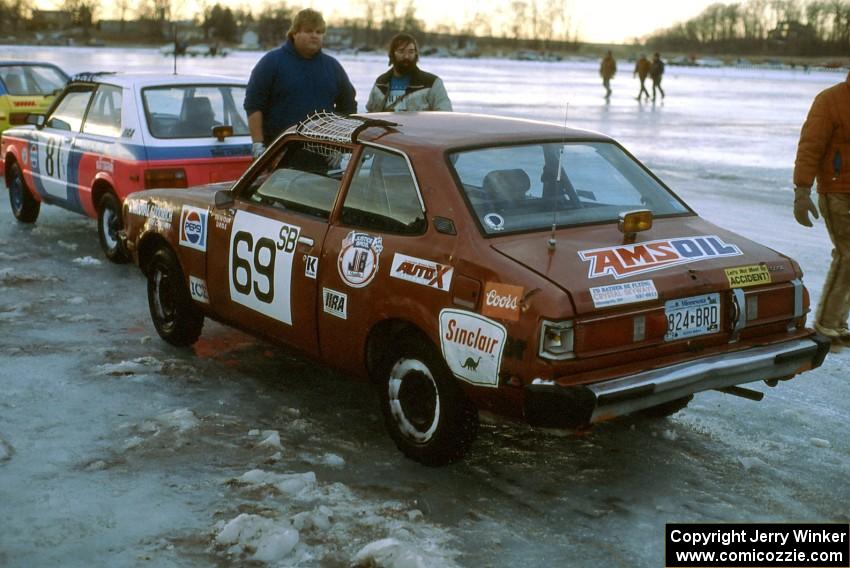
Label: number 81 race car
xmin=1 ymin=72 xmax=252 ymax=262
xmin=120 ymin=112 xmax=829 ymax=465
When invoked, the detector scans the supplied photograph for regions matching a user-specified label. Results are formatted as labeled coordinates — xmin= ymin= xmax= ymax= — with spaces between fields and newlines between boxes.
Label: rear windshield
xmin=142 ymin=85 xmax=249 ymax=139
xmin=0 ymin=65 xmax=68 ymax=96
xmin=450 ymin=141 xmax=690 ymax=235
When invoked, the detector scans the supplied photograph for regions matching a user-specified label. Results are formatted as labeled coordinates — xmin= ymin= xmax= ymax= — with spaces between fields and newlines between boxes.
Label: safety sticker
xmin=390 ymin=253 xmax=453 ymax=291
xmin=481 ymin=282 xmax=524 ymax=321
xmin=228 ymin=211 xmax=300 ymax=325
xmin=590 ymin=279 xmax=658 ymax=308
xmin=189 ymin=276 xmax=210 ymax=304
xmin=338 ymin=231 xmax=382 ymax=288
xmin=179 ymin=206 xmax=208 ymax=252
xmin=322 ymin=288 xmax=347 ymax=319
xmin=439 ymin=309 xmax=506 ymax=388
xmin=725 ymin=264 xmax=771 ymax=288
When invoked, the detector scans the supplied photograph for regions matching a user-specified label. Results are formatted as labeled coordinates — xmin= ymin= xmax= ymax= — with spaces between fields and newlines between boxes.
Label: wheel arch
xmin=137 ymin=232 xmax=174 ymax=276
xmin=365 ymin=318 xmax=437 ymax=382
xmin=91 ymin=178 xmax=117 ymax=212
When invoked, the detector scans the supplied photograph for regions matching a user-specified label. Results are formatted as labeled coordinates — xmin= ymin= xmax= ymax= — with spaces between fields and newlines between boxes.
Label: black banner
xmin=666 ymin=523 xmax=849 ymax=568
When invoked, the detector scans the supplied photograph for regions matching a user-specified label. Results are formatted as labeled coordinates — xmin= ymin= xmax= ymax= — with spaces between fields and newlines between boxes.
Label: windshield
xmin=142 ymin=84 xmax=249 ymax=139
xmin=0 ymin=65 xmax=68 ymax=96
xmin=450 ymin=141 xmax=690 ymax=235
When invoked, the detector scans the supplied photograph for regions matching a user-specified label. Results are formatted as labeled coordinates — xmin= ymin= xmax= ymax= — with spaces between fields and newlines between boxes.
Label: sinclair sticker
xmin=439 ymin=309 xmax=507 ymax=388
xmin=725 ymin=264 xmax=771 ymax=288
xmin=338 ymin=231 xmax=383 ymax=288
xmin=579 ymin=235 xmax=742 ymax=280
xmin=481 ymin=282 xmax=524 ymax=322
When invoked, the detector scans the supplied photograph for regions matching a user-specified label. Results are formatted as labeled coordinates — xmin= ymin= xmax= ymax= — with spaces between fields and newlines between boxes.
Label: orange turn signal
xmin=618 ymin=209 xmax=653 ymax=240
xmin=144 ymin=168 xmax=188 ymax=189
xmin=212 ymin=125 xmax=233 ymax=142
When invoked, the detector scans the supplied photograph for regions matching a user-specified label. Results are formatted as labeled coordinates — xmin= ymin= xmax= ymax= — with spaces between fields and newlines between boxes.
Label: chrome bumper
xmin=524 ymin=335 xmax=830 ymax=428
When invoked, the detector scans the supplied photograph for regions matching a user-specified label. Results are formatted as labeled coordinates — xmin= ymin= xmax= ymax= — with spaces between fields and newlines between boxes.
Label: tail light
xmin=539 ymin=320 xmax=575 ymax=360
xmin=9 ymin=113 xmax=29 ymax=125
xmin=144 ymin=168 xmax=188 ymax=189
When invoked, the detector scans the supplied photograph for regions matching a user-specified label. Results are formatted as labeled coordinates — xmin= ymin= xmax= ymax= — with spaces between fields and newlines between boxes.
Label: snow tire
xmin=147 ymin=247 xmax=204 ymax=346
xmin=7 ymin=162 xmax=40 ymax=223
xmin=97 ymin=192 xmax=129 ymax=263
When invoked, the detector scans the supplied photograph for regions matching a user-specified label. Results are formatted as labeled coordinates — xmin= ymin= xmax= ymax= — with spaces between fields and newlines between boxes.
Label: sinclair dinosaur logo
xmin=439 ymin=309 xmax=506 ymax=388
xmin=578 ymin=235 xmax=743 ymax=280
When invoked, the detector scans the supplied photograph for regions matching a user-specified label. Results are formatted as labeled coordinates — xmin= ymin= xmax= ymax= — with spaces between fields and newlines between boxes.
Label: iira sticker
xmin=189 ymin=276 xmax=210 ymax=304
xmin=579 ymin=235 xmax=742 ymax=280
xmin=179 ymin=206 xmax=208 ymax=252
xmin=439 ymin=309 xmax=507 ymax=388
xmin=390 ymin=253 xmax=453 ymax=291
xmin=590 ymin=279 xmax=658 ymax=308
xmin=481 ymin=282 xmax=524 ymax=322
xmin=725 ymin=264 xmax=771 ymax=288
xmin=323 ymin=288 xmax=347 ymax=319
xmin=338 ymin=231 xmax=383 ymax=288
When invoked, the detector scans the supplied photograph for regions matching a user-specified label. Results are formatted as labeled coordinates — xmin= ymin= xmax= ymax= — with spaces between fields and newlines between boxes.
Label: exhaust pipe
xmin=715 ymin=385 xmax=764 ymax=401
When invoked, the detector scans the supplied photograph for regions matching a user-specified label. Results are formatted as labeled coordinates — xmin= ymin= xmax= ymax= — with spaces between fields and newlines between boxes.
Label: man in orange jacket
xmin=793 ymin=70 xmax=850 ymax=343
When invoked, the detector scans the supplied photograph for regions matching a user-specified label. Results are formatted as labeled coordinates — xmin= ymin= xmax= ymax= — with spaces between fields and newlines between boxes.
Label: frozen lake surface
xmin=0 ymin=46 xmax=848 ymax=567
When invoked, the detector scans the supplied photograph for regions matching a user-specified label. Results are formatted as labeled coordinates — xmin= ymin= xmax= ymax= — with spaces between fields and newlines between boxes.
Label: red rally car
xmin=120 ymin=112 xmax=829 ymax=465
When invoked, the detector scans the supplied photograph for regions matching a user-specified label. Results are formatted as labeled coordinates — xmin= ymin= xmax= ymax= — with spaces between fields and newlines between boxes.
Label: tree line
xmin=647 ymin=0 xmax=850 ymax=56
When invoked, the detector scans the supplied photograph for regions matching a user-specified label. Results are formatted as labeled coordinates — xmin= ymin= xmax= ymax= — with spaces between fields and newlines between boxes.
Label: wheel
xmin=377 ymin=337 xmax=479 ymax=466
xmin=7 ymin=162 xmax=40 ymax=223
xmin=97 ymin=192 xmax=129 ymax=263
xmin=634 ymin=395 xmax=693 ymax=419
xmin=146 ymin=247 xmax=204 ymax=346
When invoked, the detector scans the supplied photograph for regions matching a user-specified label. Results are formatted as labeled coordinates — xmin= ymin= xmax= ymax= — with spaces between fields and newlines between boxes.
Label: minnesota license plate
xmin=664 ymin=293 xmax=721 ymax=341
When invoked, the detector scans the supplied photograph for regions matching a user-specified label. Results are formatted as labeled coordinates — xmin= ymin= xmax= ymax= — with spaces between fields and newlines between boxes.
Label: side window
xmin=243 ymin=140 xmax=352 ymax=220
xmin=47 ymin=88 xmax=94 ymax=132
xmin=82 ymin=85 xmax=123 ymax=138
xmin=341 ymin=148 xmax=425 ymax=235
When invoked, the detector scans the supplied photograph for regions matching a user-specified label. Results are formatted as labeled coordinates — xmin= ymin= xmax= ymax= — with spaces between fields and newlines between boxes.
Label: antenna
xmin=172 ymin=22 xmax=178 ymax=75
xmin=556 ymin=102 xmax=568 ymax=182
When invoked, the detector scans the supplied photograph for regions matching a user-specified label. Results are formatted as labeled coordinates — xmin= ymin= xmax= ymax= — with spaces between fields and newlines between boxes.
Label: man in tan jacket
xmin=793 ymin=70 xmax=850 ymax=343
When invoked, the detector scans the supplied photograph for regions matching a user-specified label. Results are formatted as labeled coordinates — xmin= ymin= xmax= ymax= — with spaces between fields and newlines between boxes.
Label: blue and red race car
xmin=1 ymin=72 xmax=252 ymax=262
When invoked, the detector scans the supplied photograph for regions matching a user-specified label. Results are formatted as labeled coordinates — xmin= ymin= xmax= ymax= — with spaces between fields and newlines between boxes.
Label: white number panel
xmin=228 ymin=211 xmax=301 ymax=325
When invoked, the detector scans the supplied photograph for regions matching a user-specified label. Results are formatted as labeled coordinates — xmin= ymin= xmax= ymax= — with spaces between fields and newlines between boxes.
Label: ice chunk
xmin=258 ymin=431 xmax=282 ymax=449
xmin=157 ymin=408 xmax=199 ymax=432
xmin=73 ymin=256 xmax=102 ymax=266
xmin=236 ymin=469 xmax=317 ymax=496
xmin=321 ymin=453 xmax=345 ymax=467
xmin=215 ymin=513 xmax=299 ymax=562
xmin=57 ymin=240 xmax=78 ymax=251
xmin=352 ymin=538 xmax=432 ymax=568
xmin=809 ymin=437 xmax=830 ymax=448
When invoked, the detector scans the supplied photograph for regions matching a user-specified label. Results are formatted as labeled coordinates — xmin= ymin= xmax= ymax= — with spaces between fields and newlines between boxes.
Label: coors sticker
xmin=481 ymin=282 xmax=524 ymax=322
xmin=439 ymin=309 xmax=507 ymax=388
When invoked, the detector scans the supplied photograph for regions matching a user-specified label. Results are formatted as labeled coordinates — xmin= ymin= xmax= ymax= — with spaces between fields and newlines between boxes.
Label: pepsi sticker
xmin=179 ymin=206 xmax=208 ymax=252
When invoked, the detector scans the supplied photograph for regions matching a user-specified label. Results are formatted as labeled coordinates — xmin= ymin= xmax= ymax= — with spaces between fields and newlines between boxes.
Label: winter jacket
xmin=650 ymin=58 xmax=665 ymax=80
xmin=365 ymin=67 xmax=452 ymax=112
xmin=634 ymin=58 xmax=650 ymax=79
xmin=244 ymin=40 xmax=357 ymax=143
xmin=600 ymin=55 xmax=617 ymax=79
xmin=794 ymin=72 xmax=850 ymax=193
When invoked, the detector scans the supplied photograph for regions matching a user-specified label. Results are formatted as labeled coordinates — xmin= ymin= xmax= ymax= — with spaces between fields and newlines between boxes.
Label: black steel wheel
xmin=146 ymin=247 xmax=204 ymax=346
xmin=97 ymin=192 xmax=129 ymax=263
xmin=7 ymin=162 xmax=40 ymax=223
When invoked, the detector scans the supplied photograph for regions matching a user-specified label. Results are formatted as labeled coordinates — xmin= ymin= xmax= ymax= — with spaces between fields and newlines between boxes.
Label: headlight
xmin=539 ymin=319 xmax=575 ymax=360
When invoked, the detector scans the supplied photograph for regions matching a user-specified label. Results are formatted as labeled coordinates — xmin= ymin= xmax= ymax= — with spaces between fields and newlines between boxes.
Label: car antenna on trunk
xmin=549 ymin=102 xmax=569 ymax=251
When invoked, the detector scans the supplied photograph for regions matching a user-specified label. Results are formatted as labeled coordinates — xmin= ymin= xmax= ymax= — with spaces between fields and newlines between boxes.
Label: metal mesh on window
xmin=295 ymin=112 xmax=397 ymax=144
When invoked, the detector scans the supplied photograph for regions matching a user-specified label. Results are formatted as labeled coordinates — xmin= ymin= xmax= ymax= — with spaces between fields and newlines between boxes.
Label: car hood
xmin=128 ymin=181 xmax=232 ymax=207
xmin=490 ymin=216 xmax=798 ymax=315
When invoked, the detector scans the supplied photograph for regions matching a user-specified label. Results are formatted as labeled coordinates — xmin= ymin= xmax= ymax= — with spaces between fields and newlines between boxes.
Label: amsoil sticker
xmin=179 ymin=206 xmax=208 ymax=252
xmin=189 ymin=276 xmax=210 ymax=304
xmin=390 ymin=253 xmax=453 ymax=291
xmin=439 ymin=309 xmax=507 ymax=388
xmin=579 ymin=235 xmax=742 ymax=280
xmin=228 ymin=211 xmax=300 ymax=325
xmin=481 ymin=282 xmax=524 ymax=322
xmin=305 ymin=255 xmax=318 ymax=279
xmin=338 ymin=231 xmax=383 ymax=288
xmin=590 ymin=279 xmax=658 ymax=308
xmin=725 ymin=264 xmax=771 ymax=288
xmin=322 ymin=288 xmax=347 ymax=319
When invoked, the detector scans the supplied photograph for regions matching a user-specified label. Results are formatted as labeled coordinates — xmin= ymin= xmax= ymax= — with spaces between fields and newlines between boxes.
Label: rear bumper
xmin=524 ymin=334 xmax=831 ymax=428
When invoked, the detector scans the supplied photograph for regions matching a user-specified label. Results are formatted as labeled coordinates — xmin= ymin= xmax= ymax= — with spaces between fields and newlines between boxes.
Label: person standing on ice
xmin=793 ymin=69 xmax=850 ymax=345
xmin=634 ymin=54 xmax=651 ymax=100
xmin=244 ymin=8 xmax=357 ymax=159
xmin=366 ymin=32 xmax=452 ymax=112
xmin=650 ymin=52 xmax=665 ymax=101
xmin=599 ymin=50 xmax=617 ymax=99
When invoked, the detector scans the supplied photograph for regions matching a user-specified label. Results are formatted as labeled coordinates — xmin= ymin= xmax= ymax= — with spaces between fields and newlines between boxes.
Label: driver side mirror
xmin=214 ymin=189 xmax=235 ymax=209
xmin=26 ymin=114 xmax=45 ymax=129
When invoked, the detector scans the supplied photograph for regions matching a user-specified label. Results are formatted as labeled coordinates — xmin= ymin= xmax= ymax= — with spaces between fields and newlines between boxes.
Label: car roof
xmin=67 ymin=72 xmax=246 ymax=89
xmin=350 ymin=112 xmax=613 ymax=151
xmin=0 ymin=61 xmax=64 ymax=68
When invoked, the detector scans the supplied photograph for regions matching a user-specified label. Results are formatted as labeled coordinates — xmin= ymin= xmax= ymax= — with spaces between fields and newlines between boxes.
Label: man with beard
xmin=244 ymin=8 xmax=356 ymax=159
xmin=366 ymin=33 xmax=452 ymax=112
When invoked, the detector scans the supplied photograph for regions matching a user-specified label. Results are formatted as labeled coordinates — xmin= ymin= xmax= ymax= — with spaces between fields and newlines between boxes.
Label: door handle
xmin=298 ymin=236 xmax=314 ymax=247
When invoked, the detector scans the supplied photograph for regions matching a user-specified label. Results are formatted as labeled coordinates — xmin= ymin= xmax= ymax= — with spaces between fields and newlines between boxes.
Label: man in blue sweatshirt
xmin=244 ymin=9 xmax=357 ymax=158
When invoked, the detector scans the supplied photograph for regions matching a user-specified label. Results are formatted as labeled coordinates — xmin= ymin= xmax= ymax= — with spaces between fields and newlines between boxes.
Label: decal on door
xmin=228 ymin=211 xmax=300 ymax=325
xmin=35 ymin=136 xmax=72 ymax=200
xmin=579 ymin=235 xmax=742 ymax=280
xmin=390 ymin=253 xmax=453 ymax=291
xmin=305 ymin=256 xmax=318 ymax=279
xmin=337 ymin=231 xmax=383 ymax=288
xmin=179 ymin=206 xmax=209 ymax=252
xmin=189 ymin=276 xmax=210 ymax=304
xmin=322 ymin=288 xmax=347 ymax=319
xmin=481 ymin=282 xmax=524 ymax=322
xmin=439 ymin=309 xmax=506 ymax=388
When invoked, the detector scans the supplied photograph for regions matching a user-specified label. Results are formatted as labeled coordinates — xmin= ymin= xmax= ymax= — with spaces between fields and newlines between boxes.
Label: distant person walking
xmin=366 ymin=33 xmax=452 ymax=112
xmin=650 ymin=52 xmax=665 ymax=101
xmin=244 ymin=8 xmax=357 ymax=159
xmin=634 ymin=54 xmax=651 ymax=100
xmin=599 ymin=50 xmax=617 ymax=99
xmin=793 ymin=69 xmax=850 ymax=345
